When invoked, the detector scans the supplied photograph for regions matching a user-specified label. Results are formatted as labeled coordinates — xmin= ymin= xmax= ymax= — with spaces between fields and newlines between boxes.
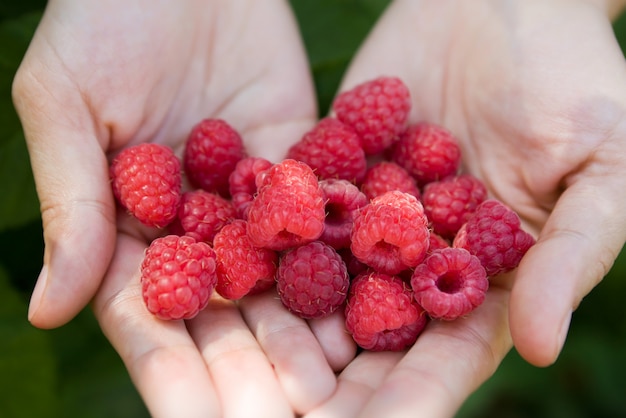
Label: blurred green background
xmin=1 ymin=1 xmax=626 ymax=417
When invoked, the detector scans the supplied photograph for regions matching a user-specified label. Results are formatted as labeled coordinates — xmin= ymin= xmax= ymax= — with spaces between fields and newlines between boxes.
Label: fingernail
xmin=28 ymin=265 xmax=48 ymax=321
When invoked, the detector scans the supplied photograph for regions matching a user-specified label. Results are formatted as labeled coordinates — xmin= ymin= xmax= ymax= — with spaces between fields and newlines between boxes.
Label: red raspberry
xmin=345 ymin=271 xmax=427 ymax=351
xmin=411 ymin=248 xmax=488 ymax=320
xmin=247 ymin=159 xmax=325 ymax=251
xmin=228 ymin=157 xmax=273 ymax=219
xmin=319 ymin=178 xmax=368 ymax=250
xmin=428 ymin=232 xmax=451 ymax=254
xmin=350 ymin=191 xmax=430 ymax=275
xmin=422 ymin=174 xmax=488 ymax=238
xmin=174 ymin=190 xmax=236 ymax=244
xmin=213 ymin=220 xmax=277 ymax=300
xmin=277 ymin=241 xmax=350 ymax=319
xmin=337 ymin=248 xmax=369 ymax=278
xmin=183 ymin=118 xmax=246 ymax=197
xmin=360 ymin=161 xmax=420 ymax=201
xmin=332 ymin=76 xmax=411 ymax=155
xmin=391 ymin=122 xmax=461 ymax=186
xmin=110 ymin=143 xmax=182 ymax=227
xmin=453 ymin=199 xmax=536 ymax=277
xmin=287 ymin=118 xmax=367 ymax=183
xmin=141 ymin=235 xmax=217 ymax=320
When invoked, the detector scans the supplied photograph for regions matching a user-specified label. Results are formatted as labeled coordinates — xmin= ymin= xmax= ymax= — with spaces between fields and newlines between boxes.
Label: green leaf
xmin=0 ymin=12 xmax=43 ymax=232
xmin=0 ymin=265 xmax=59 ymax=418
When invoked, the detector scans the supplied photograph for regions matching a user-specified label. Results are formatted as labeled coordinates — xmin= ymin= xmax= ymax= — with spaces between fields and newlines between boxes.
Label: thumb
xmin=13 ymin=61 xmax=116 ymax=329
xmin=510 ymin=169 xmax=626 ymax=366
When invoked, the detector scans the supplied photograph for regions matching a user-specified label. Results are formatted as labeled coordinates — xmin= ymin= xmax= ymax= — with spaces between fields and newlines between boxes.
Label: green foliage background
xmin=1 ymin=1 xmax=625 ymax=417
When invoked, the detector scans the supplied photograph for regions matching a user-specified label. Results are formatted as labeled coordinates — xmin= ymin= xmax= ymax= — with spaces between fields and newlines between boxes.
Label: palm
xmin=15 ymin=1 xmax=355 ymax=416
xmin=306 ymin=1 xmax=626 ymax=416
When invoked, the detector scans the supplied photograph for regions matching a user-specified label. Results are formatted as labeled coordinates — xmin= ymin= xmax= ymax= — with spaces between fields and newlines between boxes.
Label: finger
xmin=359 ymin=287 xmax=512 ymax=418
xmin=92 ymin=234 xmax=220 ymax=418
xmin=307 ymin=310 xmax=358 ymax=372
xmin=305 ymin=351 xmax=403 ymax=418
xmin=13 ymin=58 xmax=116 ymax=329
xmin=511 ymin=174 xmax=626 ymax=366
xmin=238 ymin=290 xmax=337 ymax=414
xmin=186 ymin=295 xmax=292 ymax=418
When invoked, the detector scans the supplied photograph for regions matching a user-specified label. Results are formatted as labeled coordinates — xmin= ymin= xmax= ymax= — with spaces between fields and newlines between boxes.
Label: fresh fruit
xmin=411 ymin=247 xmax=488 ymax=320
xmin=183 ymin=118 xmax=246 ymax=197
xmin=453 ymin=199 xmax=536 ymax=276
xmin=228 ymin=156 xmax=273 ymax=219
xmin=350 ymin=190 xmax=430 ymax=275
xmin=333 ymin=76 xmax=411 ymax=155
xmin=246 ymin=159 xmax=326 ymax=251
xmin=345 ymin=271 xmax=427 ymax=351
xmin=391 ymin=122 xmax=461 ymax=186
xmin=141 ymin=235 xmax=217 ymax=320
xmin=287 ymin=117 xmax=367 ymax=183
xmin=174 ymin=189 xmax=236 ymax=243
xmin=318 ymin=178 xmax=368 ymax=250
xmin=110 ymin=143 xmax=182 ymax=227
xmin=360 ymin=161 xmax=420 ymax=201
xmin=422 ymin=174 xmax=488 ymax=238
xmin=213 ymin=220 xmax=277 ymax=300
xmin=276 ymin=241 xmax=349 ymax=319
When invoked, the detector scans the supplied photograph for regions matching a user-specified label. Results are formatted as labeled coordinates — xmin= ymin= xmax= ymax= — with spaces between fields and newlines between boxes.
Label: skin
xmin=306 ymin=0 xmax=626 ymax=416
xmin=13 ymin=0 xmax=355 ymax=416
xmin=12 ymin=0 xmax=626 ymax=417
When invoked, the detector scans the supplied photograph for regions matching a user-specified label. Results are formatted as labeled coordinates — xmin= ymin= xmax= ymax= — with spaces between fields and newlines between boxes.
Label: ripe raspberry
xmin=247 ymin=159 xmax=325 ymax=251
xmin=174 ymin=190 xmax=236 ymax=244
xmin=391 ymin=122 xmax=461 ymax=186
xmin=277 ymin=241 xmax=349 ymax=319
xmin=287 ymin=118 xmax=367 ymax=183
xmin=453 ymin=199 xmax=536 ymax=277
xmin=411 ymin=248 xmax=488 ymax=320
xmin=183 ymin=118 xmax=246 ymax=196
xmin=319 ymin=178 xmax=368 ymax=250
xmin=345 ymin=271 xmax=427 ymax=351
xmin=332 ymin=76 xmax=411 ymax=155
xmin=422 ymin=174 xmax=488 ymax=238
xmin=141 ymin=235 xmax=217 ymax=320
xmin=337 ymin=248 xmax=369 ymax=278
xmin=228 ymin=157 xmax=273 ymax=219
xmin=213 ymin=220 xmax=277 ymax=300
xmin=360 ymin=161 xmax=420 ymax=201
xmin=110 ymin=143 xmax=182 ymax=227
xmin=428 ymin=232 xmax=451 ymax=254
xmin=350 ymin=191 xmax=430 ymax=275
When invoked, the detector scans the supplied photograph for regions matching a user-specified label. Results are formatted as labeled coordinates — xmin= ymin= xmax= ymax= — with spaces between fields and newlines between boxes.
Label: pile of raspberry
xmin=109 ymin=76 xmax=535 ymax=351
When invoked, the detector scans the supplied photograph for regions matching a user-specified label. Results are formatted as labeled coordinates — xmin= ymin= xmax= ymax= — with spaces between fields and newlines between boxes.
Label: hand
xmin=12 ymin=0 xmax=355 ymax=415
xmin=306 ymin=0 xmax=626 ymax=416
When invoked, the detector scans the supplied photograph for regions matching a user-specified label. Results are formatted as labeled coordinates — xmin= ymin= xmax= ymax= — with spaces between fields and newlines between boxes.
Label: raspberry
xmin=360 ymin=161 xmax=420 ymax=201
xmin=213 ymin=220 xmax=277 ymax=300
xmin=350 ymin=191 xmax=430 ymax=275
xmin=183 ymin=118 xmax=246 ymax=196
xmin=332 ymin=76 xmax=411 ymax=155
xmin=422 ymin=174 xmax=488 ymax=238
xmin=276 ymin=241 xmax=349 ymax=319
xmin=345 ymin=271 xmax=427 ymax=351
xmin=411 ymin=248 xmax=488 ymax=320
xmin=110 ymin=143 xmax=182 ymax=227
xmin=428 ymin=232 xmax=451 ymax=254
xmin=453 ymin=199 xmax=536 ymax=277
xmin=228 ymin=157 xmax=273 ymax=219
xmin=319 ymin=178 xmax=368 ymax=250
xmin=287 ymin=118 xmax=367 ymax=183
xmin=246 ymin=159 xmax=325 ymax=251
xmin=174 ymin=190 xmax=236 ymax=244
xmin=337 ymin=248 xmax=370 ymax=278
xmin=141 ymin=235 xmax=217 ymax=320
xmin=391 ymin=122 xmax=461 ymax=186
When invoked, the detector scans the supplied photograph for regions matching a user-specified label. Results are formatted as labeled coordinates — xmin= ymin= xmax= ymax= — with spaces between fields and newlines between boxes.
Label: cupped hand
xmin=13 ymin=0 xmax=355 ymax=415
xmin=307 ymin=0 xmax=626 ymax=416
